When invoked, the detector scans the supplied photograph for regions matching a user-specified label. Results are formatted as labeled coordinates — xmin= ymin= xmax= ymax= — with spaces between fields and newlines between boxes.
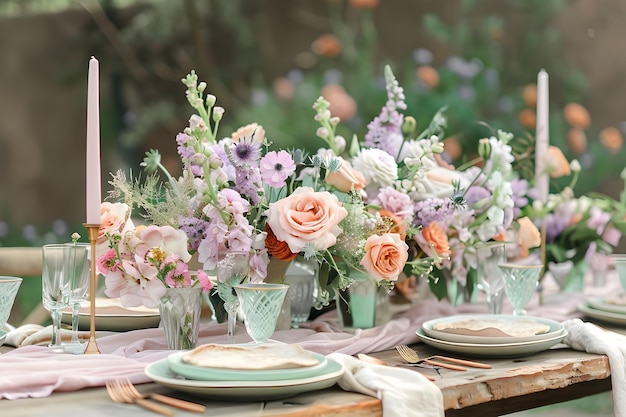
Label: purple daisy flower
xmin=230 ymin=135 xmax=262 ymax=166
xmin=260 ymin=150 xmax=296 ymax=188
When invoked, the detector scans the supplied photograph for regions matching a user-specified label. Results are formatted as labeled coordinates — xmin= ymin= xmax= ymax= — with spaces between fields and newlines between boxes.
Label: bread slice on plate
xmin=182 ymin=343 xmax=320 ymax=370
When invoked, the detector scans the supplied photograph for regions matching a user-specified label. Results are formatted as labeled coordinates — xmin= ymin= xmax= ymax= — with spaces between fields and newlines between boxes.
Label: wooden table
xmin=0 ymin=341 xmax=612 ymax=417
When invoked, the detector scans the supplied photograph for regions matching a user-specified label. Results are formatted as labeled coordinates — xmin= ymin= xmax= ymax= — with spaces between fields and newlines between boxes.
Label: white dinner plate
xmin=586 ymin=297 xmax=626 ymax=315
xmin=578 ymin=302 xmax=626 ymax=325
xmin=416 ymin=328 xmax=567 ymax=358
xmin=167 ymin=350 xmax=329 ymax=382
xmin=145 ymin=356 xmax=344 ymax=401
xmin=422 ymin=314 xmax=564 ymax=344
xmin=61 ymin=297 xmax=161 ymax=331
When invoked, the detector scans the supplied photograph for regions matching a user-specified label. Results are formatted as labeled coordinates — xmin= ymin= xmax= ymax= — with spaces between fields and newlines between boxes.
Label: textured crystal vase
xmin=0 ymin=276 xmax=22 ymax=329
xmin=159 ymin=287 xmax=202 ymax=350
xmin=234 ymin=283 xmax=289 ymax=343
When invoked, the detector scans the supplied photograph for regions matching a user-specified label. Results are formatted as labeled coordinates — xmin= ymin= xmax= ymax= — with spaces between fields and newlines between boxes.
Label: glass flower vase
xmin=159 ymin=287 xmax=202 ymax=350
xmin=336 ymin=270 xmax=390 ymax=330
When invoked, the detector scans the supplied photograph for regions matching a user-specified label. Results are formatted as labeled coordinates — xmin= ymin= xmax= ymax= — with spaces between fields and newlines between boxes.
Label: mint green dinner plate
xmin=167 ymin=350 xmax=328 ymax=381
xmin=146 ymin=355 xmax=343 ymax=401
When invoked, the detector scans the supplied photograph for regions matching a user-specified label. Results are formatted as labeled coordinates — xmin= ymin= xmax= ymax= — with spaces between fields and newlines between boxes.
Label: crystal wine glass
xmin=498 ymin=263 xmax=543 ymax=316
xmin=234 ymin=283 xmax=289 ymax=344
xmin=475 ymin=242 xmax=506 ymax=314
xmin=216 ymin=251 xmax=250 ymax=344
xmin=63 ymin=243 xmax=90 ymax=354
xmin=41 ymin=244 xmax=71 ymax=352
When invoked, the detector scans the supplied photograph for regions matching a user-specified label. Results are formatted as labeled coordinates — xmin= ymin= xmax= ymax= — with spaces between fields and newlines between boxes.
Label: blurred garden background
xmin=2 ymin=0 xmax=626 ymax=330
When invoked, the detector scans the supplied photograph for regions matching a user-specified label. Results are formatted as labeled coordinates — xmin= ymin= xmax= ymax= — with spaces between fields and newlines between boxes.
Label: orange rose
xmin=416 ymin=65 xmax=439 ymax=89
xmin=523 ymin=84 xmax=537 ymax=108
xmin=312 ymin=34 xmax=341 ymax=57
xmin=321 ymin=84 xmax=357 ymax=121
xmin=416 ymin=221 xmax=450 ymax=259
xmin=518 ymin=108 xmax=536 ymax=130
xmin=600 ymin=126 xmax=623 ymax=154
xmin=265 ymin=187 xmax=348 ymax=253
xmin=567 ymin=128 xmax=587 ymax=154
xmin=360 ymin=233 xmax=409 ymax=282
xmin=326 ymin=157 xmax=366 ymax=192
xmin=563 ymin=103 xmax=591 ymax=129
xmin=264 ymin=224 xmax=298 ymax=261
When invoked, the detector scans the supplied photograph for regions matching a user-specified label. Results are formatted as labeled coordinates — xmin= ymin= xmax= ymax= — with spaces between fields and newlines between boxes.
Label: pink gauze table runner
xmin=0 ymin=273 xmax=600 ymax=401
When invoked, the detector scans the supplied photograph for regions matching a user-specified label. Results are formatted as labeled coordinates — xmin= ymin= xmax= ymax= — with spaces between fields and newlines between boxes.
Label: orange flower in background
xmin=272 ymin=77 xmax=295 ymax=101
xmin=443 ymin=137 xmax=462 ymax=160
xmin=420 ymin=221 xmax=450 ymax=258
xmin=599 ymin=126 xmax=623 ymax=154
xmin=264 ymin=224 xmax=298 ymax=262
xmin=349 ymin=0 xmax=379 ymax=8
xmin=416 ymin=65 xmax=439 ymax=89
xmin=522 ymin=84 xmax=537 ymax=108
xmin=546 ymin=146 xmax=571 ymax=178
xmin=567 ymin=128 xmax=587 ymax=154
xmin=321 ymin=84 xmax=357 ymax=120
xmin=563 ymin=103 xmax=591 ymax=129
xmin=518 ymin=108 xmax=536 ymax=130
xmin=312 ymin=34 xmax=341 ymax=57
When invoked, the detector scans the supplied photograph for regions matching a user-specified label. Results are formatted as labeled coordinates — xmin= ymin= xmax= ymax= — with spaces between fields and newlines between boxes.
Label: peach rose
xmin=600 ymin=126 xmax=623 ymax=154
xmin=563 ymin=103 xmax=591 ymax=129
xmin=232 ymin=123 xmax=265 ymax=143
xmin=265 ymin=187 xmax=348 ymax=253
xmin=98 ymin=202 xmax=133 ymax=244
xmin=361 ymin=233 xmax=408 ymax=282
xmin=321 ymin=84 xmax=357 ymax=121
xmin=517 ymin=216 xmax=541 ymax=257
xmin=326 ymin=157 xmax=366 ymax=192
xmin=416 ymin=221 xmax=450 ymax=259
xmin=416 ymin=65 xmax=439 ymax=89
xmin=523 ymin=84 xmax=537 ymax=108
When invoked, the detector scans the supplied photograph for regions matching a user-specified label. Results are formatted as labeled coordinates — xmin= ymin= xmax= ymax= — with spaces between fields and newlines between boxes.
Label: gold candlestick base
xmin=84 ymin=223 xmax=101 ymax=354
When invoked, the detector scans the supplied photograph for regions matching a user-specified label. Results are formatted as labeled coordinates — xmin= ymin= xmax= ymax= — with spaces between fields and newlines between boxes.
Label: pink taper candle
xmin=86 ymin=56 xmax=101 ymax=224
xmin=535 ymin=69 xmax=549 ymax=203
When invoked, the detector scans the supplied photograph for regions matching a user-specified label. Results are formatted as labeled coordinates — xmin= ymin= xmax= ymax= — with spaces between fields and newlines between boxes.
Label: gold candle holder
xmin=83 ymin=224 xmax=101 ymax=354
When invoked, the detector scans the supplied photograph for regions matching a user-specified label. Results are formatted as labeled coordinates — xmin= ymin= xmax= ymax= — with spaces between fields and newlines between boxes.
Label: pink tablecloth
xmin=0 ymin=272 xmax=601 ymax=400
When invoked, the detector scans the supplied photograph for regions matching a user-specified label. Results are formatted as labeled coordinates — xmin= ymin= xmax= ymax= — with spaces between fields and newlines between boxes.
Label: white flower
xmin=189 ymin=114 xmax=207 ymax=131
xmin=352 ymin=148 xmax=398 ymax=188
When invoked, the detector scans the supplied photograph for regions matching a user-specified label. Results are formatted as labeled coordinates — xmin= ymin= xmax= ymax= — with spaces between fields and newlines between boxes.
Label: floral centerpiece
xmin=522 ymin=151 xmax=626 ymax=290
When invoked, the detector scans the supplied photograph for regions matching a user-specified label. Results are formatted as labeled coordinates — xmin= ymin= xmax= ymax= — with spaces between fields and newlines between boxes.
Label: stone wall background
xmin=1 ymin=0 xmax=625 ymax=237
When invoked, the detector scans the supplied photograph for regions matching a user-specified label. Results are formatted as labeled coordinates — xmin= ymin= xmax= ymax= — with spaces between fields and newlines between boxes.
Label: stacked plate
xmin=145 ymin=343 xmax=343 ymax=401
xmin=416 ymin=314 xmax=567 ymax=358
xmin=578 ymin=296 xmax=626 ymax=325
xmin=61 ymin=297 xmax=161 ymax=331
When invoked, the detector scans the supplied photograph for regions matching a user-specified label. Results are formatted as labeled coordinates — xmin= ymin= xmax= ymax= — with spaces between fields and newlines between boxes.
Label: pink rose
xmin=96 ymin=202 xmax=134 ymax=264
xmin=265 ymin=187 xmax=348 ymax=253
xmin=360 ymin=233 xmax=409 ymax=282
xmin=326 ymin=157 xmax=366 ymax=192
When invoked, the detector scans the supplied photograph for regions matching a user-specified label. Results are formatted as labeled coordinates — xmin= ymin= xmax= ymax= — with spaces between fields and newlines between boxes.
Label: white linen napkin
xmin=327 ymin=352 xmax=444 ymax=417
xmin=562 ymin=318 xmax=626 ymax=417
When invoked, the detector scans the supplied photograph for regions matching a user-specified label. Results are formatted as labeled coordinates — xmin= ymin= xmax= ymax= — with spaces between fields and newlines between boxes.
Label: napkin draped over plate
xmin=328 ymin=352 xmax=444 ymax=417
xmin=562 ymin=318 xmax=626 ymax=417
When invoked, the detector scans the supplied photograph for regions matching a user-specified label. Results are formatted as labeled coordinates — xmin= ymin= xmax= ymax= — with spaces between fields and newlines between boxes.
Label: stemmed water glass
xmin=475 ymin=242 xmax=506 ymax=314
xmin=234 ymin=283 xmax=289 ymax=344
xmin=63 ymin=243 xmax=90 ymax=354
xmin=41 ymin=244 xmax=71 ymax=352
xmin=498 ymin=263 xmax=543 ymax=316
xmin=216 ymin=251 xmax=250 ymax=344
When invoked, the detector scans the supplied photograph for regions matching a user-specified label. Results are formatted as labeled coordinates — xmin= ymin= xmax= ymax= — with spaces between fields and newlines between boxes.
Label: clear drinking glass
xmin=234 ymin=283 xmax=289 ymax=344
xmin=216 ymin=251 xmax=250 ymax=344
xmin=285 ymin=257 xmax=317 ymax=327
xmin=475 ymin=242 xmax=506 ymax=314
xmin=63 ymin=243 xmax=90 ymax=354
xmin=41 ymin=244 xmax=71 ymax=352
xmin=612 ymin=254 xmax=626 ymax=293
xmin=498 ymin=263 xmax=543 ymax=316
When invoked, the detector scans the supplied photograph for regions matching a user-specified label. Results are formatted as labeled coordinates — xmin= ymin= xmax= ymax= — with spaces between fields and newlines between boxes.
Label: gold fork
xmin=106 ymin=379 xmax=175 ymax=416
xmin=395 ymin=345 xmax=492 ymax=371
xmin=114 ymin=377 xmax=207 ymax=413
